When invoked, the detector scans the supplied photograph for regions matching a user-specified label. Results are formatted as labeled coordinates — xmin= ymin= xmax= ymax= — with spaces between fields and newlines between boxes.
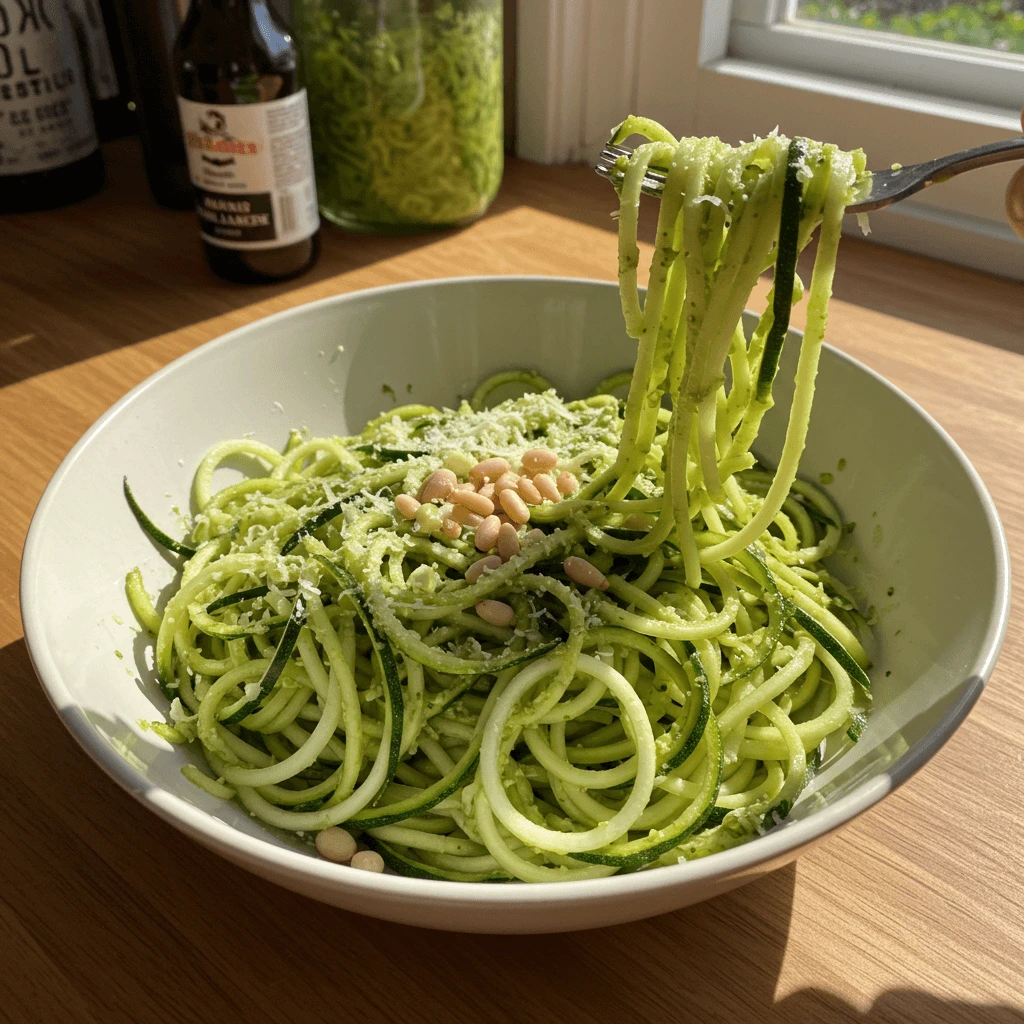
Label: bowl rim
xmin=20 ymin=275 xmax=1011 ymax=905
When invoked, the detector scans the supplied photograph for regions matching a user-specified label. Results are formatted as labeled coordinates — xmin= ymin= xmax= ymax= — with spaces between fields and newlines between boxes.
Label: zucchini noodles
xmin=296 ymin=0 xmax=503 ymax=229
xmin=126 ymin=117 xmax=872 ymax=881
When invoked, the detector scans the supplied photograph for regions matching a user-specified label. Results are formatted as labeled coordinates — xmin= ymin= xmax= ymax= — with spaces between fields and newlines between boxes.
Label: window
xmin=705 ymin=0 xmax=1024 ymax=278
xmin=796 ymin=1 xmax=1024 ymax=57
xmin=514 ymin=0 xmax=1024 ymax=280
xmin=728 ymin=0 xmax=1024 ymax=119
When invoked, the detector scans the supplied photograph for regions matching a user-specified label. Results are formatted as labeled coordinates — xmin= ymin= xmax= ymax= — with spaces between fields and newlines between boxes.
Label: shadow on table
xmin=1 ymin=632 xmax=1019 ymax=1024
xmin=0 ymin=148 xmax=640 ymax=391
xmin=791 ymin=232 xmax=1024 ymax=359
xmin=0 ymin=147 xmax=454 ymax=390
xmin=774 ymin=990 xmax=1023 ymax=1023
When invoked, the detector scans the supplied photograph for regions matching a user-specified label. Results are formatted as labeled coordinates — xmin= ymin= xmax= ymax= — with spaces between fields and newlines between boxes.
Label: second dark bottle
xmin=174 ymin=0 xmax=321 ymax=284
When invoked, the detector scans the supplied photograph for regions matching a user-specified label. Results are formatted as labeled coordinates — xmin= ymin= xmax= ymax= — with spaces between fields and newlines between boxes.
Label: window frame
xmin=514 ymin=0 xmax=1024 ymax=280
xmin=728 ymin=0 xmax=1024 ymax=125
xmin=699 ymin=0 xmax=1024 ymax=278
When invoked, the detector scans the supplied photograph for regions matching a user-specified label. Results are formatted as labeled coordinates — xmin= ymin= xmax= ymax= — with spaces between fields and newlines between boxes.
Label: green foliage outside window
xmin=797 ymin=1 xmax=1024 ymax=55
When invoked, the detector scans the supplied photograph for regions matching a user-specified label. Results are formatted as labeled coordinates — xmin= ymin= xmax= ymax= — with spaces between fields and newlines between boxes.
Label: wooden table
xmin=2 ymin=140 xmax=1022 ymax=1024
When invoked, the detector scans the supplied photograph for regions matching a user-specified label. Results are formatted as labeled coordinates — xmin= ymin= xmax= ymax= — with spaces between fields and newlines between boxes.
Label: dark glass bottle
xmin=0 ymin=0 xmax=104 ymax=214
xmin=110 ymin=0 xmax=192 ymax=207
xmin=174 ymin=0 xmax=321 ymax=284
xmin=92 ymin=0 xmax=136 ymax=141
xmin=69 ymin=0 xmax=136 ymax=142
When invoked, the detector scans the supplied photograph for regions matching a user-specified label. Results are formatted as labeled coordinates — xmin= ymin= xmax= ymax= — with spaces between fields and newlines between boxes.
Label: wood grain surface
xmin=1 ymin=139 xmax=1022 ymax=1024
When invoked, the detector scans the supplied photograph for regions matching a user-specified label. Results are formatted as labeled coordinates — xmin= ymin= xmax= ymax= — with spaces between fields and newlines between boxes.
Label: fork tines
xmin=595 ymin=143 xmax=667 ymax=198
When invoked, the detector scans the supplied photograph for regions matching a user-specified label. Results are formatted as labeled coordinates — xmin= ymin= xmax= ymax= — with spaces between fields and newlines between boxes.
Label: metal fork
xmin=594 ymin=137 xmax=1024 ymax=213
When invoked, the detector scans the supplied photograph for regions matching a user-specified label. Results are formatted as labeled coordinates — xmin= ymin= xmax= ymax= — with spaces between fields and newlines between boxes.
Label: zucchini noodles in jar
xmin=294 ymin=0 xmax=503 ymax=232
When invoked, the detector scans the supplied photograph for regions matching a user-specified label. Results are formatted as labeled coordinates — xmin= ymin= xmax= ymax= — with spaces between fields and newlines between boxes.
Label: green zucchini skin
xmin=727 ymin=546 xmax=786 ymax=678
xmin=347 ymin=752 xmax=480 ymax=830
xmin=192 ymin=614 xmax=289 ymax=640
xmin=701 ymin=805 xmax=731 ymax=827
xmin=312 ymin=555 xmax=405 ymax=794
xmin=787 ymin=602 xmax=872 ymax=691
xmin=364 ymin=837 xmax=513 ymax=883
xmin=378 ymin=627 xmax=561 ymax=678
xmin=220 ymin=594 xmax=307 ymax=725
xmin=756 ymin=137 xmax=806 ymax=402
xmin=352 ymin=445 xmax=428 ymax=462
xmin=570 ymin=713 xmax=723 ymax=870
xmin=206 ymin=586 xmax=271 ymax=613
xmin=123 ymin=477 xmax=196 ymax=558
xmin=656 ymin=641 xmax=711 ymax=775
xmin=281 ymin=500 xmax=347 ymax=555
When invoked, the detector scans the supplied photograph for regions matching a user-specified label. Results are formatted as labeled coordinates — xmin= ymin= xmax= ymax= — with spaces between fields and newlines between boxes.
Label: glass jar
xmin=294 ymin=0 xmax=503 ymax=233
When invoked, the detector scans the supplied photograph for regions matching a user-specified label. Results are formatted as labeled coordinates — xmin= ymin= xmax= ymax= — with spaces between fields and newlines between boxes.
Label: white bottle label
xmin=178 ymin=91 xmax=320 ymax=250
xmin=0 ymin=0 xmax=99 ymax=175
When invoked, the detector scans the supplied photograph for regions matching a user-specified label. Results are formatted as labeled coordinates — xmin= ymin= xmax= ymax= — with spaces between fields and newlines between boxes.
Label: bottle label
xmin=178 ymin=91 xmax=320 ymax=250
xmin=0 ymin=0 xmax=99 ymax=175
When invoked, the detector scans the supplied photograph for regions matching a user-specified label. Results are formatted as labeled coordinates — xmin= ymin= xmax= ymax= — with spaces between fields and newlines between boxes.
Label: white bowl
xmin=21 ymin=277 xmax=1009 ymax=933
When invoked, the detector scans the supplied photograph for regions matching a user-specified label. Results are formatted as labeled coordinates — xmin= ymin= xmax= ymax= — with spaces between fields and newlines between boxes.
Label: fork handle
xmin=851 ymin=135 xmax=1024 ymax=213
xmin=919 ymin=136 xmax=1024 ymax=181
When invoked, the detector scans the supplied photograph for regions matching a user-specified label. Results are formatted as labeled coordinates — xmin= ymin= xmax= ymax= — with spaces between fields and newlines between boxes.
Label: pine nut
xmin=557 ymin=471 xmax=578 ymax=495
xmin=517 ymin=476 xmax=543 ymax=505
xmin=497 ymin=522 xmax=520 ymax=562
xmin=452 ymin=488 xmax=495 ymax=517
xmin=395 ymin=494 xmax=420 ymax=519
xmin=496 ymin=513 xmax=512 ymax=526
xmin=419 ymin=468 xmax=457 ymax=503
xmin=494 ymin=471 xmax=519 ymax=494
xmin=450 ymin=504 xmax=484 ymax=527
xmin=441 ymin=518 xmax=462 ymax=539
xmin=474 ymin=514 xmax=501 ymax=551
xmin=524 ymin=528 xmax=545 ymax=544
xmin=478 ymin=482 xmax=496 ymax=500
xmin=498 ymin=488 xmax=530 ymax=524
xmin=469 ymin=457 xmax=510 ymax=484
xmin=521 ymin=448 xmax=558 ymax=474
xmin=350 ymin=850 xmax=385 ymax=873
xmin=564 ymin=556 xmax=609 ymax=590
xmin=476 ymin=599 xmax=516 ymax=627
xmin=466 ymin=554 xmax=502 ymax=583
xmin=533 ymin=474 xmax=561 ymax=502
xmin=315 ymin=826 xmax=357 ymax=863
